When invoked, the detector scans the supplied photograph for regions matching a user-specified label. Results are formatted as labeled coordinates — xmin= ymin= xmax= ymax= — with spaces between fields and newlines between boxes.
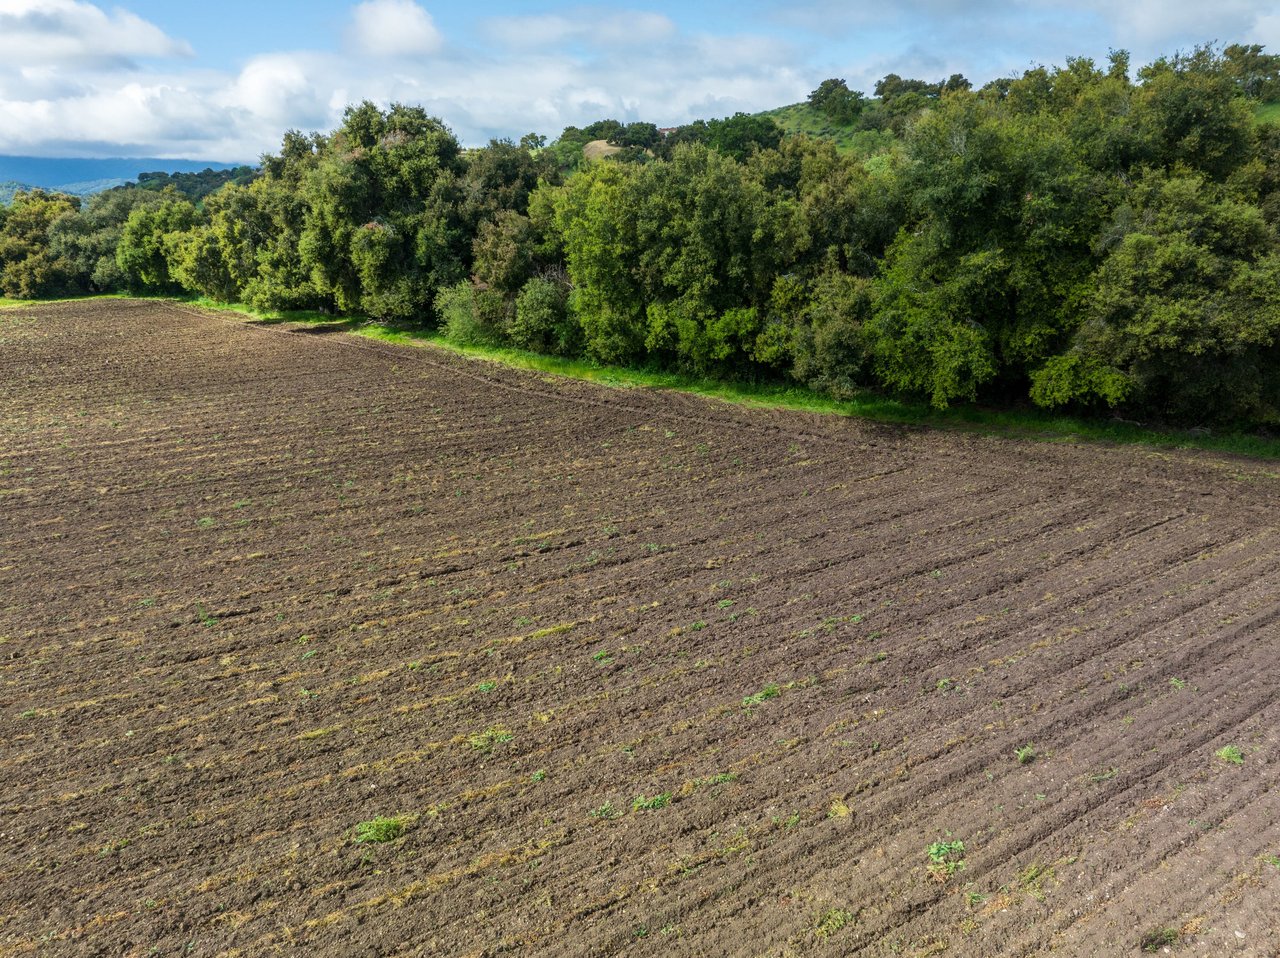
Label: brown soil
xmin=2 ymin=299 xmax=1279 ymax=958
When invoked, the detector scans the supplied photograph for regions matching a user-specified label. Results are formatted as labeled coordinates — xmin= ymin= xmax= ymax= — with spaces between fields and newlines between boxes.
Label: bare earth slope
xmin=1 ymin=299 xmax=1278 ymax=957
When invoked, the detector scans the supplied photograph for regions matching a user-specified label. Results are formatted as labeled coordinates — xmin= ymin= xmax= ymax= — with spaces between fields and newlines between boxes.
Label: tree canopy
xmin=6 ymin=44 xmax=1280 ymax=428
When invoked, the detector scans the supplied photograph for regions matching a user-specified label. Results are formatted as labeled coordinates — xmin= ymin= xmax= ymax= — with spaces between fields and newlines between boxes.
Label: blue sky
xmin=1 ymin=0 xmax=1277 ymax=161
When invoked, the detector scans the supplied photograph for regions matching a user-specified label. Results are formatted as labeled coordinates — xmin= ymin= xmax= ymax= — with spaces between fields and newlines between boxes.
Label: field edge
xmin=7 ymin=293 xmax=1280 ymax=462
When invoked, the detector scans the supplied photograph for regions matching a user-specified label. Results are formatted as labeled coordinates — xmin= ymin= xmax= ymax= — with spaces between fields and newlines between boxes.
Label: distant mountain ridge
xmin=0 ymin=177 xmax=133 ymax=203
xmin=0 ymin=181 xmax=31 ymax=205
xmin=0 ymin=156 xmax=246 ymax=205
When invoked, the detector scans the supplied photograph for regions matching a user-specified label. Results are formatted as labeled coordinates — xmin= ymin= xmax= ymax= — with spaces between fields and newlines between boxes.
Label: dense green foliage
xmin=130 ymin=166 xmax=257 ymax=202
xmin=0 ymin=190 xmax=81 ymax=297
xmin=4 ymin=44 xmax=1280 ymax=428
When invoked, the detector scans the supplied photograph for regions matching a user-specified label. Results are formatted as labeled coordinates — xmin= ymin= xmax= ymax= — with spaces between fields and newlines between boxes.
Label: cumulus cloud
xmin=2 ymin=0 xmax=1279 ymax=161
xmin=0 ymin=1 xmax=813 ymax=159
xmin=348 ymin=0 xmax=442 ymax=57
xmin=218 ymin=53 xmax=336 ymax=131
xmin=0 ymin=0 xmax=193 ymax=66
xmin=1034 ymin=0 xmax=1268 ymax=47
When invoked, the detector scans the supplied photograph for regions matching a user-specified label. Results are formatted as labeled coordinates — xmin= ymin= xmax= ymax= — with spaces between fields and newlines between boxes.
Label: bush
xmin=511 ymin=277 xmax=581 ymax=355
xmin=0 ymin=248 xmax=77 ymax=298
xmin=791 ymin=272 xmax=874 ymax=397
xmin=1032 ymin=173 xmax=1280 ymax=424
xmin=169 ymin=227 xmax=237 ymax=301
xmin=437 ymin=280 xmax=511 ymax=346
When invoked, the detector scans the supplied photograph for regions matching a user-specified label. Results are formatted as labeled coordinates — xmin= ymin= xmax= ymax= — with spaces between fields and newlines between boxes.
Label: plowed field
xmin=2 ymin=299 xmax=1279 ymax=957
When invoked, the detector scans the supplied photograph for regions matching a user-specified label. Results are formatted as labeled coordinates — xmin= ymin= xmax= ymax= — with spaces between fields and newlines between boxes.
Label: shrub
xmin=511 ymin=276 xmax=581 ymax=355
xmin=437 ymin=280 xmax=511 ymax=346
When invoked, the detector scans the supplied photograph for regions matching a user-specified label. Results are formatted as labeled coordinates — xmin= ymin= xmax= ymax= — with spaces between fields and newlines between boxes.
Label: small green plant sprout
xmin=195 ymin=517 xmax=216 ymax=529
xmin=589 ymin=800 xmax=619 ymax=820
xmin=1216 ymin=745 xmax=1244 ymax=765
xmin=531 ymin=768 xmax=548 ymax=783
xmin=468 ymin=725 xmax=514 ymax=753
xmin=473 ymin=680 xmax=498 ymax=693
xmin=1169 ymin=677 xmax=1187 ymax=690
xmin=742 ymin=683 xmax=782 ymax=708
xmin=936 ymin=678 xmax=955 ymax=693
xmin=632 ymin=793 xmax=672 ymax=812
xmin=814 ymin=908 xmax=855 ymax=938
xmin=1139 ymin=927 xmax=1180 ymax=952
xmin=1262 ymin=854 xmax=1280 ymax=870
xmin=926 ymin=840 xmax=966 ymax=882
xmin=354 ymin=815 xmax=410 ymax=844
xmin=592 ymin=649 xmax=614 ymax=665
xmin=1015 ymin=744 xmax=1037 ymax=765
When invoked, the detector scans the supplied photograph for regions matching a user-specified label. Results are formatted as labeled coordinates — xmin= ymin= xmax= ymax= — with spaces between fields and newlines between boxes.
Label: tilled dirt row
xmin=1 ymin=299 xmax=1278 ymax=958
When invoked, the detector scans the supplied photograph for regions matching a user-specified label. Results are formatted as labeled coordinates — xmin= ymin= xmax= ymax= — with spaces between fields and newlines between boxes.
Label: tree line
xmin=2 ymin=43 xmax=1280 ymax=427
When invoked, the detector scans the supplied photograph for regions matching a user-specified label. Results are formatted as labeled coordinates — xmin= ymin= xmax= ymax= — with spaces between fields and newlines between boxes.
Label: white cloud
xmin=4 ymin=0 xmax=1278 ymax=161
xmin=1030 ymin=0 xmax=1266 ymax=47
xmin=219 ymin=53 xmax=335 ymax=131
xmin=0 ymin=0 xmax=193 ymax=65
xmin=0 ymin=80 xmax=234 ymax=158
xmin=348 ymin=0 xmax=442 ymax=57
xmin=0 ymin=0 xmax=813 ymax=160
xmin=484 ymin=9 xmax=677 ymax=50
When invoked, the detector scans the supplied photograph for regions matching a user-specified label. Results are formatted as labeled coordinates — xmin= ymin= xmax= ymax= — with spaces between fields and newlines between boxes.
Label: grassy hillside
xmin=758 ymin=102 xmax=896 ymax=157
xmin=760 ymin=102 xmax=860 ymax=152
xmin=1257 ymin=100 xmax=1280 ymax=124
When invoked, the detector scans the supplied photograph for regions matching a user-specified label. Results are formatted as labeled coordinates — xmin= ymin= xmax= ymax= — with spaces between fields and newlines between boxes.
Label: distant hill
xmin=1 ymin=177 xmax=133 ymax=203
xmin=0 ymin=157 xmax=257 ymax=206
xmin=0 ymin=157 xmax=247 ymax=206
xmin=54 ymin=178 xmax=132 ymax=195
xmin=0 ymin=181 xmax=30 ymax=205
xmin=757 ymin=102 xmax=897 ymax=157
xmin=130 ymin=166 xmax=257 ymax=202
xmin=582 ymin=139 xmax=624 ymax=162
